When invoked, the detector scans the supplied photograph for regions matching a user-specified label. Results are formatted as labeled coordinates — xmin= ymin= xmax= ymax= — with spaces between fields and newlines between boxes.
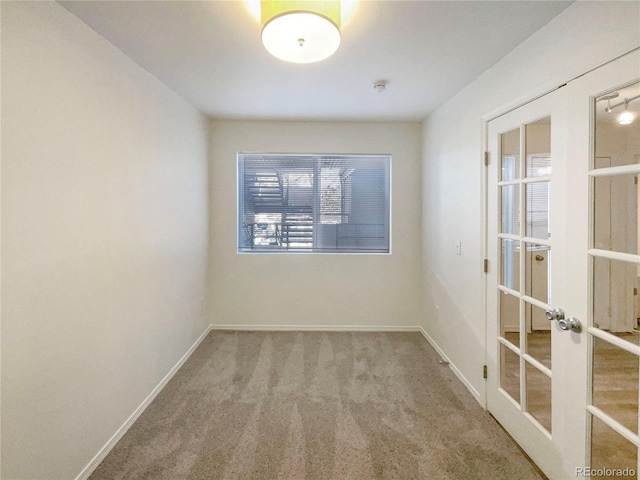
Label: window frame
xmin=237 ymin=152 xmax=392 ymax=255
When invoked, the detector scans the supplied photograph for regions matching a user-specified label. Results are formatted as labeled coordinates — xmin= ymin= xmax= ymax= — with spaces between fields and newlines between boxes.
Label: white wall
xmin=209 ymin=120 xmax=423 ymax=328
xmin=1 ymin=2 xmax=209 ymax=479
xmin=421 ymin=1 xmax=640 ymax=403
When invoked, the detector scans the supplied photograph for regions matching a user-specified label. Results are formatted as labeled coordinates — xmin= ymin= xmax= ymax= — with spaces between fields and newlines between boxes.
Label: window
xmin=238 ymin=153 xmax=391 ymax=253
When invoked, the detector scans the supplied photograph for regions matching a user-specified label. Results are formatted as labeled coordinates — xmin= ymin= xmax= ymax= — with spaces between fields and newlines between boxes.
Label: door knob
xmin=546 ymin=307 xmax=582 ymax=333
xmin=545 ymin=307 xmax=565 ymax=321
xmin=558 ymin=317 xmax=582 ymax=333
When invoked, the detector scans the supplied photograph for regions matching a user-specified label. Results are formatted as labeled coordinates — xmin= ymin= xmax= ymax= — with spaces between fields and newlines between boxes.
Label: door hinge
xmin=635 ymin=287 xmax=638 ymax=296
xmin=484 ymin=151 xmax=490 ymax=166
xmin=483 ymin=365 xmax=488 ymax=379
xmin=483 ymin=259 xmax=489 ymax=273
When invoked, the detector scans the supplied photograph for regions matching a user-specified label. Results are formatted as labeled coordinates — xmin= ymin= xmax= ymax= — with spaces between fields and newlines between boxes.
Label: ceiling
xmin=59 ymin=0 xmax=573 ymax=122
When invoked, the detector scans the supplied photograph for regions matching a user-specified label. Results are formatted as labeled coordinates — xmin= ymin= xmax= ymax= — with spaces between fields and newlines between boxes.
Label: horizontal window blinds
xmin=238 ymin=154 xmax=391 ymax=253
xmin=526 ymin=155 xmax=550 ymax=240
xmin=501 ymin=154 xmax=550 ymax=242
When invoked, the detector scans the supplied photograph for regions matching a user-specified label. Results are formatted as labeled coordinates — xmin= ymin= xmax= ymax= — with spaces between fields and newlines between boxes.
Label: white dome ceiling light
xmin=261 ymin=1 xmax=341 ymax=64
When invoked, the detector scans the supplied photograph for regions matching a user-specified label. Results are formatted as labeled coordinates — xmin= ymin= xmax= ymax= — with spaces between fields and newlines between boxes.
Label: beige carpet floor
xmin=89 ymin=331 xmax=543 ymax=480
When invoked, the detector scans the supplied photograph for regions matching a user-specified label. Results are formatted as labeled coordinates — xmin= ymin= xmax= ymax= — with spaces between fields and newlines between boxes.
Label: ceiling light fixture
xmin=601 ymin=93 xmax=618 ymax=113
xmin=598 ymin=92 xmax=639 ymax=125
xmin=617 ymin=100 xmax=636 ymax=125
xmin=261 ymin=0 xmax=341 ymax=64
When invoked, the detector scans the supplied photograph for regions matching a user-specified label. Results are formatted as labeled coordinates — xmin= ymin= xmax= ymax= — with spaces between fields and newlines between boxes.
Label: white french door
xmin=487 ymin=50 xmax=640 ymax=479
xmin=487 ymin=88 xmax=573 ymax=477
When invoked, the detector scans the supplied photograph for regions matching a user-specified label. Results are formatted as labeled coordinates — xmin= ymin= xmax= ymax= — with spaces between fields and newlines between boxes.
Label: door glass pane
xmin=591 ymin=414 xmax=638 ymax=479
xmin=526 ymin=182 xmax=550 ymax=239
xmin=501 ymin=239 xmax=520 ymax=291
xmin=594 ymin=173 xmax=638 ymax=255
xmin=592 ymin=336 xmax=639 ymax=434
xmin=526 ymin=118 xmax=551 ymax=177
xmin=500 ymin=291 xmax=519 ymax=347
xmin=501 ymin=128 xmax=520 ymax=180
xmin=526 ymin=362 xmax=551 ymax=432
xmin=500 ymin=343 xmax=520 ymax=403
xmin=593 ymin=256 xmax=640 ymax=347
xmin=501 ymin=184 xmax=520 ymax=234
xmin=527 ymin=303 xmax=551 ymax=369
xmin=594 ymin=81 xmax=640 ymax=170
xmin=525 ymin=243 xmax=550 ymax=304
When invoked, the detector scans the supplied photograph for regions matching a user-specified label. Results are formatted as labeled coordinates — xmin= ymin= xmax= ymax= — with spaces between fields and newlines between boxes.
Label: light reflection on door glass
xmin=525 ymin=243 xmax=551 ymax=304
xmin=594 ymin=82 xmax=640 ymax=169
xmin=501 ymin=128 xmax=520 ymax=181
xmin=526 ymin=118 xmax=551 ymax=177
xmin=526 ymin=182 xmax=550 ymax=239
xmin=501 ymin=239 xmax=520 ymax=291
xmin=500 ymin=343 xmax=520 ymax=404
xmin=501 ymin=184 xmax=520 ymax=235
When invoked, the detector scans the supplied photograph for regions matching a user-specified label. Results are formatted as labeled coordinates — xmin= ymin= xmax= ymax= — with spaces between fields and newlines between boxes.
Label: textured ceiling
xmin=59 ymin=0 xmax=573 ymax=121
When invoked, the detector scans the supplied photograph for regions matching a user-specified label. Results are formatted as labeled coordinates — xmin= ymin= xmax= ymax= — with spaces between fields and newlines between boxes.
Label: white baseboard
xmin=75 ymin=325 xmax=212 ymax=480
xmin=417 ymin=326 xmax=483 ymax=405
xmin=210 ymin=324 xmax=421 ymax=332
